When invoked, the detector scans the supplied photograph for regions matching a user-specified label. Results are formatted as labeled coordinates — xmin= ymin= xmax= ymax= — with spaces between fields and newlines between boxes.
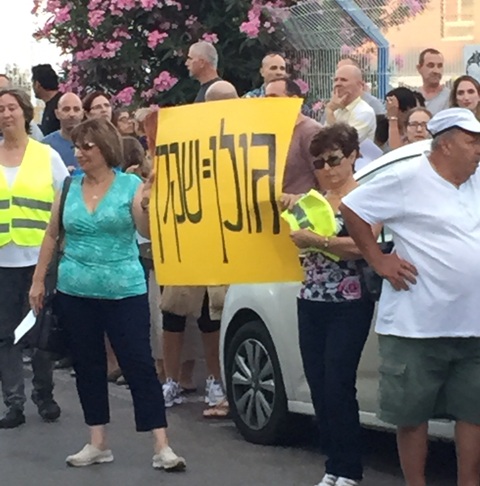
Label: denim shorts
xmin=378 ymin=334 xmax=480 ymax=427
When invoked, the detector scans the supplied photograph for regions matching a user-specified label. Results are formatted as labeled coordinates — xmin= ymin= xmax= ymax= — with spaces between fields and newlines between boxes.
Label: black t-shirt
xmin=194 ymin=77 xmax=222 ymax=103
xmin=41 ymin=92 xmax=62 ymax=136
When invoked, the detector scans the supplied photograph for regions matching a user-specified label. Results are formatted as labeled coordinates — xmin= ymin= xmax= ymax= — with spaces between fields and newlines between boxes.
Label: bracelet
xmin=323 ymin=237 xmax=330 ymax=249
xmin=387 ymin=116 xmax=398 ymax=121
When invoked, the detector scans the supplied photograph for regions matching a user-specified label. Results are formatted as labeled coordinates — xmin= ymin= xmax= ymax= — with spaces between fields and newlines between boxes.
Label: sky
xmin=0 ymin=0 xmax=63 ymax=73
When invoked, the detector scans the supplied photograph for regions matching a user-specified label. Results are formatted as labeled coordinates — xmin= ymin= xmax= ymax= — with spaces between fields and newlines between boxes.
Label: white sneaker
xmin=66 ymin=444 xmax=114 ymax=467
xmin=315 ymin=474 xmax=338 ymax=486
xmin=336 ymin=478 xmax=360 ymax=486
xmin=163 ymin=379 xmax=184 ymax=408
xmin=204 ymin=375 xmax=214 ymax=404
xmin=205 ymin=377 xmax=226 ymax=407
xmin=152 ymin=446 xmax=186 ymax=471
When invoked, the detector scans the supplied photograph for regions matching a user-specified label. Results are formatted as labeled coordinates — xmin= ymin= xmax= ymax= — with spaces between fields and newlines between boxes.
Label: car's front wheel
xmin=225 ymin=320 xmax=289 ymax=445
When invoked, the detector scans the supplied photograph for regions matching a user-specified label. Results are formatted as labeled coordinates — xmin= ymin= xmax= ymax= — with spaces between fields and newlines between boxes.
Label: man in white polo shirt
xmin=340 ymin=108 xmax=480 ymax=486
xmin=325 ymin=65 xmax=376 ymax=142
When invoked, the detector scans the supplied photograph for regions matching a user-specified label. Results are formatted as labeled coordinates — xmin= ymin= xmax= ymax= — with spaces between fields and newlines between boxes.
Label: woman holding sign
xmin=283 ymin=123 xmax=378 ymax=486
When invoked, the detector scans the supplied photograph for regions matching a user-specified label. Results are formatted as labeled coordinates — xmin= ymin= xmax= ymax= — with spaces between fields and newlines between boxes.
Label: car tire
xmin=225 ymin=320 xmax=289 ymax=445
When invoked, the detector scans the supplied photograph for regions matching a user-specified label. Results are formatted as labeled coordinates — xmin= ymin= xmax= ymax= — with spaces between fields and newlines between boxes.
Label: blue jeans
xmin=297 ymin=298 xmax=374 ymax=480
xmin=56 ymin=292 xmax=167 ymax=431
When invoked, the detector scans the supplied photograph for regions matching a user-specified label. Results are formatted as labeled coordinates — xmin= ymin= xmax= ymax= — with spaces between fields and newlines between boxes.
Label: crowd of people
xmin=0 ymin=39 xmax=479 ymax=486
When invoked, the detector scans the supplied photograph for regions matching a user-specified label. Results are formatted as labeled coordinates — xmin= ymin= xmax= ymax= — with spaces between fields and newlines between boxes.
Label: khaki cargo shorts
xmin=378 ymin=334 xmax=480 ymax=427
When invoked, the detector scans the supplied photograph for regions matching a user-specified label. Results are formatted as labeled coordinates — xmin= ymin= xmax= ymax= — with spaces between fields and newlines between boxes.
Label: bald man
xmin=185 ymin=41 xmax=222 ymax=103
xmin=337 ymin=58 xmax=385 ymax=115
xmin=326 ymin=65 xmax=376 ymax=142
xmin=205 ymin=80 xmax=238 ymax=101
xmin=42 ymin=92 xmax=84 ymax=172
xmin=244 ymin=53 xmax=287 ymax=98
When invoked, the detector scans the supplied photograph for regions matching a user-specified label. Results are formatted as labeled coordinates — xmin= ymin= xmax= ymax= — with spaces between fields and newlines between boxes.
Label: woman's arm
xmin=132 ymin=172 xmax=155 ymax=239
xmin=29 ymin=194 xmax=61 ymax=313
xmin=290 ymin=224 xmax=382 ymax=261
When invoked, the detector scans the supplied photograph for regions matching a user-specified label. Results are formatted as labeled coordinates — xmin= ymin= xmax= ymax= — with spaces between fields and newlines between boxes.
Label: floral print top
xmin=299 ymin=214 xmax=363 ymax=303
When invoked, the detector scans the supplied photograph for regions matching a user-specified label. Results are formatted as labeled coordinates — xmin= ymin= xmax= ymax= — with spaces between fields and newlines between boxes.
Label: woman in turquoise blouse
xmin=29 ymin=118 xmax=185 ymax=472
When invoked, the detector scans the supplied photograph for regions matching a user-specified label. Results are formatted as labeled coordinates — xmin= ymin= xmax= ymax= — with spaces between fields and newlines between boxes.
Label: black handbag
xmin=356 ymin=231 xmax=393 ymax=302
xmin=27 ymin=177 xmax=72 ymax=359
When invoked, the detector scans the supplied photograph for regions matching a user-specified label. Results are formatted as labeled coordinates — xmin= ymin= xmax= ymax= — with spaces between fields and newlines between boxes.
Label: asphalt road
xmin=0 ymin=368 xmax=457 ymax=486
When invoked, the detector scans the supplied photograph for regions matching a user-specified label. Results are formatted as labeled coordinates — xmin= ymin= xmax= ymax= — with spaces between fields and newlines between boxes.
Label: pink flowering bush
xmin=33 ymin=0 xmax=299 ymax=105
xmin=32 ymin=0 xmax=429 ymax=106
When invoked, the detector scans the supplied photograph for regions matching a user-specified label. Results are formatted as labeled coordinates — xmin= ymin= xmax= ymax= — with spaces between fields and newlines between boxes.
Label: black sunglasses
xmin=74 ymin=141 xmax=96 ymax=151
xmin=313 ymin=153 xmax=345 ymax=170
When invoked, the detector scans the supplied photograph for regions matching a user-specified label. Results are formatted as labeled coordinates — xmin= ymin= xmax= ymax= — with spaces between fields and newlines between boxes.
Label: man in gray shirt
xmin=417 ymin=48 xmax=450 ymax=115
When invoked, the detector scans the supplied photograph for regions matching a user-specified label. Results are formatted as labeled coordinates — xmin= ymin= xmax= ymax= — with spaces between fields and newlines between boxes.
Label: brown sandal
xmin=202 ymin=399 xmax=230 ymax=419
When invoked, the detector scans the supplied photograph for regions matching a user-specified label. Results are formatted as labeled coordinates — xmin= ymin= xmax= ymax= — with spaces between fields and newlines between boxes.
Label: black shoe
xmin=0 ymin=409 xmax=25 ymax=429
xmin=35 ymin=398 xmax=61 ymax=422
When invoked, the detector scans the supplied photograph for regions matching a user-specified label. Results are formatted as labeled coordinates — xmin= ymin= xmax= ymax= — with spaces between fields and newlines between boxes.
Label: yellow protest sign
xmin=150 ymin=97 xmax=304 ymax=285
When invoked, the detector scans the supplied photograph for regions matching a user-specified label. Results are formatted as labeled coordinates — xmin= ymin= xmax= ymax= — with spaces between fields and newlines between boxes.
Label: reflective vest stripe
xmin=11 ymin=197 xmax=52 ymax=212
xmin=0 ymin=200 xmax=9 ymax=210
xmin=0 ymin=223 xmax=9 ymax=233
xmin=11 ymin=219 xmax=48 ymax=230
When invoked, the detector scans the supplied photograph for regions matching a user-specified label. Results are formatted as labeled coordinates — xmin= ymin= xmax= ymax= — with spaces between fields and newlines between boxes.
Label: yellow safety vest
xmin=0 ymin=139 xmax=55 ymax=247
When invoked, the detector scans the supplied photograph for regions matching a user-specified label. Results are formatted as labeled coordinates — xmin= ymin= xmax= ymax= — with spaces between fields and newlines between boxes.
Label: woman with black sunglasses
xmin=283 ymin=123 xmax=378 ymax=486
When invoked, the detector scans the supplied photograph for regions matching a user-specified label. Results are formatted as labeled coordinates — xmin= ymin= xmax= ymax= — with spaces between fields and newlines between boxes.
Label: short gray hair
xmin=430 ymin=128 xmax=457 ymax=151
xmin=191 ymin=41 xmax=218 ymax=69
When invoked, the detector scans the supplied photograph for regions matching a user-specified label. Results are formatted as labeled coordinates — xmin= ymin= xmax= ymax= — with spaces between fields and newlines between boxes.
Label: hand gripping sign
xmin=150 ymin=97 xmax=304 ymax=285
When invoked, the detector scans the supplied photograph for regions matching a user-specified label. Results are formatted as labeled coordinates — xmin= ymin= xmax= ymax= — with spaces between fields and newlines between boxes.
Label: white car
xmin=220 ymin=140 xmax=454 ymax=445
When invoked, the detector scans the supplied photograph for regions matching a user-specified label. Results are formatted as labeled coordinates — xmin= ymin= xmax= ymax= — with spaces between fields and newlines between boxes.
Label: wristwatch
xmin=140 ymin=197 xmax=150 ymax=211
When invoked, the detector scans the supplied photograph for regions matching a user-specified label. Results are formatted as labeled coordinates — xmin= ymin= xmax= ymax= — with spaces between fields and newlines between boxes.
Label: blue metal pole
xmin=334 ymin=0 xmax=390 ymax=99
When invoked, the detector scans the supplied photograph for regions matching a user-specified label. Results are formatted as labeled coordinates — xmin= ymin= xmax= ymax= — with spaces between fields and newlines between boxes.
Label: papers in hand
xmin=14 ymin=310 xmax=36 ymax=345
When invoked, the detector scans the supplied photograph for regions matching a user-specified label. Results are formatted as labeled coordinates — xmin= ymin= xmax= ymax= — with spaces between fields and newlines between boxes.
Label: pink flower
xmin=312 ymin=101 xmax=325 ymax=112
xmin=294 ymin=79 xmax=309 ymax=95
xmin=202 ymin=33 xmax=219 ymax=44
xmin=140 ymin=0 xmax=157 ymax=10
xmin=340 ymin=44 xmax=354 ymax=56
xmin=45 ymin=0 xmax=62 ymax=13
xmin=405 ymin=0 xmax=423 ymax=15
xmin=240 ymin=8 xmax=261 ymax=38
xmin=88 ymin=9 xmax=105 ymax=28
xmin=153 ymin=71 xmax=178 ymax=92
xmin=55 ymin=4 xmax=71 ymax=24
xmin=337 ymin=276 xmax=362 ymax=300
xmin=141 ymin=89 xmax=155 ymax=100
xmin=394 ymin=54 xmax=405 ymax=70
xmin=147 ymin=31 xmax=168 ymax=49
xmin=185 ymin=15 xmax=197 ymax=27
xmin=114 ymin=87 xmax=136 ymax=105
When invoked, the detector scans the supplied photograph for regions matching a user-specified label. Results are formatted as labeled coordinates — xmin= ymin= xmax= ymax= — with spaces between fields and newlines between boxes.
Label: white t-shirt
xmin=355 ymin=139 xmax=384 ymax=171
xmin=0 ymin=148 xmax=69 ymax=268
xmin=342 ymin=153 xmax=480 ymax=338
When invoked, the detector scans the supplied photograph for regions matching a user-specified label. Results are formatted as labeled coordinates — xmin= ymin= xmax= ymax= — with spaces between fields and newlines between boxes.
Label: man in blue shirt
xmin=43 ymin=92 xmax=84 ymax=173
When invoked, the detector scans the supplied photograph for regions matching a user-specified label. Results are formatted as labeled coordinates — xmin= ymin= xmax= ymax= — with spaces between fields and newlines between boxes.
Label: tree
xmin=33 ymin=0 xmax=430 ymax=107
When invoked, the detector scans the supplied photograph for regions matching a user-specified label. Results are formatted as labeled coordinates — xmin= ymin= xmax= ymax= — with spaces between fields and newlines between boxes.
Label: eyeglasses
xmin=407 ymin=121 xmax=428 ymax=129
xmin=74 ymin=141 xmax=96 ymax=151
xmin=313 ymin=154 xmax=344 ymax=170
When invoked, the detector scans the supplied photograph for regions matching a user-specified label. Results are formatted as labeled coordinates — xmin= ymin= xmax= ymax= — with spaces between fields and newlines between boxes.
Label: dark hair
xmin=122 ymin=136 xmax=150 ymax=178
xmin=82 ymin=91 xmax=111 ymax=113
xmin=266 ymin=77 xmax=302 ymax=97
xmin=31 ymin=64 xmax=59 ymax=90
xmin=375 ymin=115 xmax=389 ymax=146
xmin=0 ymin=88 xmax=33 ymax=134
xmin=449 ymin=75 xmax=480 ymax=114
xmin=413 ymin=90 xmax=426 ymax=107
xmin=71 ymin=119 xmax=123 ymax=168
xmin=386 ymin=87 xmax=419 ymax=113
xmin=418 ymin=48 xmax=441 ymax=66
xmin=112 ymin=107 xmax=131 ymax=127
xmin=309 ymin=123 xmax=359 ymax=159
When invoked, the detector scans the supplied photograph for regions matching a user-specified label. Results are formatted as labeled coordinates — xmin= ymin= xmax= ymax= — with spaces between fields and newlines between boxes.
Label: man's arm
xmin=340 ymin=203 xmax=418 ymax=291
